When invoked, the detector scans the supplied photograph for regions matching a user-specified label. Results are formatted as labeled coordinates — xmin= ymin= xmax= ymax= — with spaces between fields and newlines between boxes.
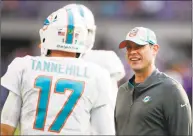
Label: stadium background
xmin=1 ymin=1 xmax=192 ymax=112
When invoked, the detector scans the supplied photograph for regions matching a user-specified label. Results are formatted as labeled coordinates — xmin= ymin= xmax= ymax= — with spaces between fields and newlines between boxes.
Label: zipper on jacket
xmin=126 ymin=89 xmax=134 ymax=124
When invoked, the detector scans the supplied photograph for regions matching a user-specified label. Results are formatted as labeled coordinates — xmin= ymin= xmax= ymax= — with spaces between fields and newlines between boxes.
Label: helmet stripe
xmin=66 ymin=9 xmax=74 ymax=44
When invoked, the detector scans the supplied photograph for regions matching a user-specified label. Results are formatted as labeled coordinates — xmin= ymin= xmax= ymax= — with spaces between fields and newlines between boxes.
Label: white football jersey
xmin=83 ymin=50 xmax=125 ymax=81
xmin=82 ymin=50 xmax=125 ymax=109
xmin=1 ymin=55 xmax=114 ymax=135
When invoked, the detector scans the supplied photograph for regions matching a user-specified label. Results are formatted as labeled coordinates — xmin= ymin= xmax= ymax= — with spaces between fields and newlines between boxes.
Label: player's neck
xmin=134 ymin=65 xmax=156 ymax=83
xmin=49 ymin=50 xmax=76 ymax=58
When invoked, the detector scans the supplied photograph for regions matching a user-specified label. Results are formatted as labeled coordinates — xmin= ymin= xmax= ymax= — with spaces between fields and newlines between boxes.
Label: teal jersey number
xmin=33 ymin=76 xmax=84 ymax=133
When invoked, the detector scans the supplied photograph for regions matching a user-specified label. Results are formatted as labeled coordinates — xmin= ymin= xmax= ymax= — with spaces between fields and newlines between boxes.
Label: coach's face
xmin=126 ymin=41 xmax=159 ymax=72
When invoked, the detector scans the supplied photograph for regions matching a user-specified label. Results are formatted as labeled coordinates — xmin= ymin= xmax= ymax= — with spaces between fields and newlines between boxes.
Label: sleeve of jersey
xmin=105 ymin=51 xmax=125 ymax=81
xmin=1 ymin=91 xmax=22 ymax=127
xmin=164 ymin=84 xmax=192 ymax=135
xmin=90 ymin=69 xmax=115 ymax=135
xmin=1 ymin=57 xmax=23 ymax=96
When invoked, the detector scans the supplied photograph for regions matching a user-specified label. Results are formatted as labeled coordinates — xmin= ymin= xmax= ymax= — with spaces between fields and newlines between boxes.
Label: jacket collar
xmin=128 ymin=68 xmax=162 ymax=92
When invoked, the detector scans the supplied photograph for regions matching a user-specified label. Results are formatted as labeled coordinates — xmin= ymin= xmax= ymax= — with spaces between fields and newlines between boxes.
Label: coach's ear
xmin=38 ymin=44 xmax=41 ymax=48
xmin=152 ymin=44 xmax=159 ymax=56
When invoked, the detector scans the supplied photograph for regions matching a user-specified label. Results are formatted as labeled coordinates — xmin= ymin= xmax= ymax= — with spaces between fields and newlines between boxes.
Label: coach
xmin=114 ymin=27 xmax=192 ymax=136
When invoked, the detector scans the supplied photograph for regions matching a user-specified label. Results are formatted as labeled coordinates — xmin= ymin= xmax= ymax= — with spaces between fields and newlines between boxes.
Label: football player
xmin=1 ymin=7 xmax=115 ymax=135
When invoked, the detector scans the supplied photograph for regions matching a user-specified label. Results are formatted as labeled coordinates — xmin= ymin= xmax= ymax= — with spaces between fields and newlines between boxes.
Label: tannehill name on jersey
xmin=31 ymin=59 xmax=89 ymax=78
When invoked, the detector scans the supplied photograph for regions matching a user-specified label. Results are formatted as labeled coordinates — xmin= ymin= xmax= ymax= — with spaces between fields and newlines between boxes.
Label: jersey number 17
xmin=33 ymin=75 xmax=85 ymax=133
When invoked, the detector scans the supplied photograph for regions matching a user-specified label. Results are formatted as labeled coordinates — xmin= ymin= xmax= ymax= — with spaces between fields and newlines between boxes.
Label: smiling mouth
xmin=130 ymin=58 xmax=141 ymax=61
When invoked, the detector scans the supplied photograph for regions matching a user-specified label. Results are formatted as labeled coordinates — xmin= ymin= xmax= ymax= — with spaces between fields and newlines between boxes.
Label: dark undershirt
xmin=133 ymin=82 xmax=140 ymax=87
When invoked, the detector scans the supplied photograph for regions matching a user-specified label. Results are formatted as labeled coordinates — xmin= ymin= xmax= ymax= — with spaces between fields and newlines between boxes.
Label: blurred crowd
xmin=2 ymin=1 xmax=191 ymax=21
xmin=1 ymin=1 xmax=192 ymax=109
